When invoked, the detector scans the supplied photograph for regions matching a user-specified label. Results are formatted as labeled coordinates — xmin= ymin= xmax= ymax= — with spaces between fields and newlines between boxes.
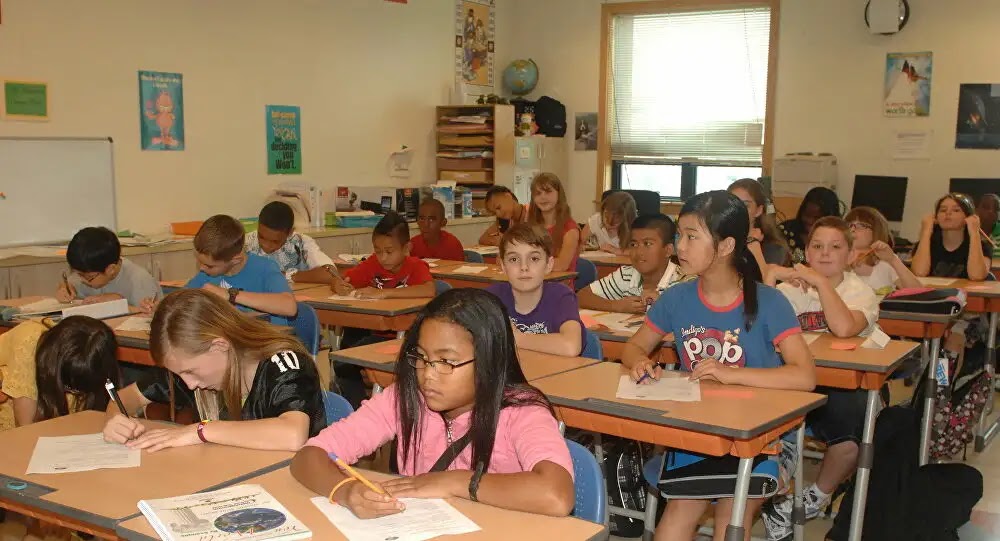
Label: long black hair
xmin=796 ymin=186 xmax=842 ymax=223
xmin=680 ymin=191 xmax=762 ymax=331
xmin=394 ymin=288 xmax=551 ymax=474
xmin=34 ymin=316 xmax=120 ymax=421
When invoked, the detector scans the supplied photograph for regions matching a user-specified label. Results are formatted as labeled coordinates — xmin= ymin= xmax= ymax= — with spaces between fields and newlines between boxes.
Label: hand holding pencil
xmin=330 ymin=455 xmax=403 ymax=519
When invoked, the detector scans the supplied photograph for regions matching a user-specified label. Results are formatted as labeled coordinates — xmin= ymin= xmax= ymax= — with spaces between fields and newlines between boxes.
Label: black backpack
xmin=573 ymin=432 xmax=650 ymax=538
xmin=533 ymin=95 xmax=567 ymax=137
xmin=879 ymin=287 xmax=966 ymax=315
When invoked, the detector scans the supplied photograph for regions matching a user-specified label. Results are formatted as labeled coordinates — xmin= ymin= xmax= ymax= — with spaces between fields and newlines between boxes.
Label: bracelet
xmin=329 ymin=477 xmax=358 ymax=504
xmin=196 ymin=420 xmax=211 ymax=443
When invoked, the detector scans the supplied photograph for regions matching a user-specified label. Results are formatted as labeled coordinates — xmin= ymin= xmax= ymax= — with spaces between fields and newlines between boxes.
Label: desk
xmin=580 ymin=252 xmax=630 ymax=279
xmin=0 ymin=411 xmax=292 ymax=539
xmin=295 ymin=288 xmax=428 ymax=334
xmin=161 ymin=280 xmax=329 ymax=293
xmin=116 ymin=467 xmax=608 ymax=541
xmin=533 ymin=362 xmax=826 ymax=541
xmin=431 ymin=261 xmax=577 ymax=290
xmin=331 ymin=339 xmax=602 ymax=389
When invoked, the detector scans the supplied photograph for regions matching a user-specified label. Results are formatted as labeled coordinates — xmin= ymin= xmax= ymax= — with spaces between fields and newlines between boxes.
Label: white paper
xmin=17 ymin=297 xmax=76 ymax=316
xmin=802 ymin=333 xmax=822 ymax=345
xmin=580 ymin=309 xmax=645 ymax=333
xmin=892 ymin=130 xmax=931 ymax=160
xmin=327 ymin=295 xmax=375 ymax=303
xmin=311 ymin=496 xmax=480 ymax=541
xmin=580 ymin=250 xmax=616 ymax=259
xmin=469 ymin=245 xmax=499 ymax=255
xmin=61 ymin=298 xmax=129 ymax=320
xmin=337 ymin=254 xmax=367 ymax=263
xmin=862 ymin=327 xmax=891 ymax=350
xmin=115 ymin=316 xmax=151 ymax=332
xmin=421 ymin=258 xmax=440 ymax=268
xmin=616 ymin=374 xmax=701 ymax=402
xmin=451 ymin=265 xmax=487 ymax=274
xmin=26 ymin=433 xmax=140 ymax=474
xmin=919 ymin=277 xmax=956 ymax=287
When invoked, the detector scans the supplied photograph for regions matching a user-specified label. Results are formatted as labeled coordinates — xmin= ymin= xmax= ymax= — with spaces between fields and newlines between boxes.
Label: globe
xmin=503 ymin=59 xmax=539 ymax=96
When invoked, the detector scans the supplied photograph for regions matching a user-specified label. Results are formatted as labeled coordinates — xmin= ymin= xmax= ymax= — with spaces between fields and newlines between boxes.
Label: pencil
xmin=61 ymin=272 xmax=71 ymax=294
xmin=333 ymin=457 xmax=388 ymax=496
xmin=979 ymin=228 xmax=998 ymax=248
xmin=851 ymin=248 xmax=876 ymax=267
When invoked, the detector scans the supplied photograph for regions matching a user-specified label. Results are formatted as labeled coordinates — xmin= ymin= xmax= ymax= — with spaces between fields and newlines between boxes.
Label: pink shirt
xmin=305 ymin=385 xmax=574 ymax=478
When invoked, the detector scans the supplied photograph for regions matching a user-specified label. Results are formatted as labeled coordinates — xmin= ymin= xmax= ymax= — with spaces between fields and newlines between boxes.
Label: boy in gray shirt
xmin=56 ymin=227 xmax=162 ymax=308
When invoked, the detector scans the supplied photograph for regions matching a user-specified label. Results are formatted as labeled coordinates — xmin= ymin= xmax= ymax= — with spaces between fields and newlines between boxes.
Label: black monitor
xmin=851 ymin=175 xmax=908 ymax=221
xmin=949 ymin=178 xmax=1000 ymax=202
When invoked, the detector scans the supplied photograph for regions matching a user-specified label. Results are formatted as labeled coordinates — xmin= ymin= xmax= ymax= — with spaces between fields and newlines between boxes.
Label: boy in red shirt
xmin=409 ymin=199 xmax=465 ymax=261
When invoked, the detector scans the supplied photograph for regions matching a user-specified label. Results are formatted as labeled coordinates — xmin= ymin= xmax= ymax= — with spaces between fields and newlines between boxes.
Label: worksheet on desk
xmin=616 ymin=374 xmax=701 ymax=402
xmin=312 ymin=496 xmax=480 ymax=541
xmin=26 ymin=433 xmax=140 ymax=474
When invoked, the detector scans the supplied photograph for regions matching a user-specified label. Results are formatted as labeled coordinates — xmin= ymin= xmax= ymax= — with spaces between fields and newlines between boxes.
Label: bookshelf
xmin=435 ymin=104 xmax=514 ymax=212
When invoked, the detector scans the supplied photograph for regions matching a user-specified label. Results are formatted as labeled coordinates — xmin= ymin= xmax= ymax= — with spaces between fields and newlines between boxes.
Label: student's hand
xmin=599 ymin=242 xmax=617 ymax=254
xmin=750 ymin=227 xmax=765 ymax=243
xmin=56 ymin=281 xmax=76 ymax=303
xmin=139 ymin=297 xmax=158 ymax=315
xmin=200 ymin=283 xmax=228 ymax=300
xmin=126 ymin=424 xmax=201 ymax=452
xmin=351 ymin=287 xmax=386 ymax=300
xmin=381 ymin=470 xmax=469 ymax=500
xmin=966 ymin=214 xmax=982 ymax=233
xmin=331 ymin=277 xmax=354 ymax=296
xmin=792 ymin=263 xmax=826 ymax=289
xmin=615 ymin=296 xmax=649 ymax=314
xmin=921 ymin=213 xmax=936 ymax=234
xmin=768 ymin=264 xmax=805 ymax=289
xmin=629 ymin=358 xmax=663 ymax=384
xmin=689 ymin=358 xmax=739 ymax=384
xmin=103 ymin=414 xmax=146 ymax=444
xmin=338 ymin=479 xmax=404 ymax=519
xmin=871 ymin=241 xmax=896 ymax=262
xmin=642 ymin=291 xmax=660 ymax=307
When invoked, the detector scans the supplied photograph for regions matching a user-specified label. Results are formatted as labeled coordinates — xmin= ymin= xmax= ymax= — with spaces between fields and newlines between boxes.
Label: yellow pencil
xmin=333 ymin=457 xmax=388 ymax=496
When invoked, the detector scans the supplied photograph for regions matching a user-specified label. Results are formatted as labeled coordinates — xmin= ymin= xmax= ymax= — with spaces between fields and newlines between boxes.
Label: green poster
xmin=4 ymin=81 xmax=48 ymax=120
xmin=266 ymin=105 xmax=302 ymax=174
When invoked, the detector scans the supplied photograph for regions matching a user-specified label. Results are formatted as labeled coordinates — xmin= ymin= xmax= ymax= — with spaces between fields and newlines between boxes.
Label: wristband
xmin=196 ymin=420 xmax=211 ymax=443
xmin=330 ymin=477 xmax=358 ymax=504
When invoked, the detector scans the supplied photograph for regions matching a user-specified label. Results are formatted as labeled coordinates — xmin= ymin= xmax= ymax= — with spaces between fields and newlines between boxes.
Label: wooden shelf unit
xmin=435 ymin=104 xmax=514 ymax=211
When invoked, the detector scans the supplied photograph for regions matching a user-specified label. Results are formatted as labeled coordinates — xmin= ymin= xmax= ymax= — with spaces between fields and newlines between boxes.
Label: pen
xmin=61 ymin=272 xmax=72 ymax=295
xmin=333 ymin=457 xmax=388 ymax=496
xmin=636 ymin=362 xmax=663 ymax=384
xmin=105 ymin=379 xmax=129 ymax=418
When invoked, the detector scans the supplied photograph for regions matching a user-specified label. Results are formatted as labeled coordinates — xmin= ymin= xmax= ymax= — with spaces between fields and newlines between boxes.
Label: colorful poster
xmin=455 ymin=0 xmax=495 ymax=89
xmin=266 ymin=105 xmax=302 ymax=174
xmin=956 ymin=84 xmax=1000 ymax=149
xmin=884 ymin=52 xmax=932 ymax=117
xmin=3 ymin=80 xmax=48 ymax=120
xmin=138 ymin=71 xmax=184 ymax=150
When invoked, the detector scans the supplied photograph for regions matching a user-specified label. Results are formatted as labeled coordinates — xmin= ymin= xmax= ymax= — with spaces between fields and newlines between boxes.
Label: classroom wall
xmin=0 ymin=0 xmax=512 ymax=233
xmin=505 ymin=0 xmax=1000 ymax=238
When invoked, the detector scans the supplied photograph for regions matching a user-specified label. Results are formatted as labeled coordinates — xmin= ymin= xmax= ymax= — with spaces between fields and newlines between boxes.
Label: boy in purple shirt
xmin=486 ymin=223 xmax=584 ymax=357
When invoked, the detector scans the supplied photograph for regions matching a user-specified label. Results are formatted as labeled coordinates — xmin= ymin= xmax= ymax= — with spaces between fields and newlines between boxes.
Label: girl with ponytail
xmin=621 ymin=191 xmax=814 ymax=541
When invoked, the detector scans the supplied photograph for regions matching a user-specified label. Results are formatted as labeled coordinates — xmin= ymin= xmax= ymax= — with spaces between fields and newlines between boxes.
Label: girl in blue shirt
xmin=622 ymin=191 xmax=815 ymax=541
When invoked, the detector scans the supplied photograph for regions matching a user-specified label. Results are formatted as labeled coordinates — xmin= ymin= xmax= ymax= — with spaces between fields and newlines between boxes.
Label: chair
xmin=322 ymin=391 xmax=355 ymax=426
xmin=434 ymin=279 xmax=452 ymax=295
xmin=575 ymin=258 xmax=598 ymax=291
xmin=464 ymin=250 xmax=485 ymax=263
xmin=603 ymin=189 xmax=661 ymax=217
xmin=582 ymin=329 xmax=603 ymax=361
xmin=567 ymin=439 xmax=607 ymax=524
xmin=291 ymin=302 xmax=321 ymax=356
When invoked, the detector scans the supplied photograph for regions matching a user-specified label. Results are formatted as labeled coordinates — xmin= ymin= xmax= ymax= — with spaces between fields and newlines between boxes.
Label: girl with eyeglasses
xmin=843 ymin=206 xmax=922 ymax=295
xmin=291 ymin=288 xmax=575 ymax=519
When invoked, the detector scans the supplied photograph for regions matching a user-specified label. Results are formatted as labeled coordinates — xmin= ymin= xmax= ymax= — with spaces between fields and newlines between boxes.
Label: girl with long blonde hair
xmin=528 ymin=172 xmax=580 ymax=271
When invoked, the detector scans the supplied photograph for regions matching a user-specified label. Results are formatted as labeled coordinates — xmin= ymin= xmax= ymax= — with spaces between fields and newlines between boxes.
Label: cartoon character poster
xmin=455 ymin=0 xmax=495 ymax=89
xmin=884 ymin=52 xmax=932 ymax=117
xmin=266 ymin=105 xmax=302 ymax=174
xmin=138 ymin=70 xmax=184 ymax=150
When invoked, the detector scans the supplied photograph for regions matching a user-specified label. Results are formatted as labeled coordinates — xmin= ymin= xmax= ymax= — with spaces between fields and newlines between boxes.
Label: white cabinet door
xmin=151 ymin=250 xmax=198 ymax=282
xmin=0 ymin=268 xmax=10 ymax=300
xmin=9 ymin=262 xmax=68 ymax=298
xmin=314 ymin=234 xmax=371 ymax=258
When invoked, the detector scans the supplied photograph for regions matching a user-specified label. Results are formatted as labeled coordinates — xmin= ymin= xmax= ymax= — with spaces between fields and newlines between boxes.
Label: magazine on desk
xmin=137 ymin=484 xmax=310 ymax=541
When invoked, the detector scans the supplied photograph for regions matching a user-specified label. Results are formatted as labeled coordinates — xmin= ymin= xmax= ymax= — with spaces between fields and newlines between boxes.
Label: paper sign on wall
xmin=266 ymin=105 xmax=302 ymax=174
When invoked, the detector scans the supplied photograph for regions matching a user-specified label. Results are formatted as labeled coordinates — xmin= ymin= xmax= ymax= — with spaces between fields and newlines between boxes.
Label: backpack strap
xmin=430 ymin=431 xmax=473 ymax=472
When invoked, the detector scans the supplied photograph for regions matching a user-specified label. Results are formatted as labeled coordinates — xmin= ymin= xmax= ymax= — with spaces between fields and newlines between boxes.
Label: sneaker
xmin=762 ymin=498 xmax=793 ymax=541
xmin=802 ymin=485 xmax=832 ymax=519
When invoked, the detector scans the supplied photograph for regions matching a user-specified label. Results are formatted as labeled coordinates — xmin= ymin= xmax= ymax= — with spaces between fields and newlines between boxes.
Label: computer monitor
xmin=949 ymin=178 xmax=1000 ymax=203
xmin=851 ymin=175 xmax=908 ymax=222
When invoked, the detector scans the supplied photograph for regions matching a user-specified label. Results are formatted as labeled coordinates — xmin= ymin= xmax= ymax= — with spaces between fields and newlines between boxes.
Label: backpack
xmin=573 ymin=432 xmax=650 ymax=538
xmin=533 ymin=96 xmax=567 ymax=137
xmin=879 ymin=287 xmax=966 ymax=315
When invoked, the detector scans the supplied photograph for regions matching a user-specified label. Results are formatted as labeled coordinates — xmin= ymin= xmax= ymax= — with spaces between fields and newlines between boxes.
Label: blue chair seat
xmin=322 ymin=391 xmax=354 ymax=426
xmin=567 ymin=439 xmax=606 ymax=523
xmin=434 ymin=279 xmax=452 ymax=296
xmin=291 ymin=302 xmax=321 ymax=356
xmin=464 ymin=250 xmax=485 ymax=263
xmin=575 ymin=258 xmax=598 ymax=291
xmin=582 ymin=329 xmax=603 ymax=360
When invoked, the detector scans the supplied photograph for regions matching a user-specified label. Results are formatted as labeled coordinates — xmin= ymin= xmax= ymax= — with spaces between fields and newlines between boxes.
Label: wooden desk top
xmin=116 ymin=467 xmax=607 ymax=541
xmin=805 ymin=332 xmax=920 ymax=374
xmin=295 ymin=288 xmax=430 ymax=317
xmin=330 ymin=339 xmax=600 ymax=382
xmin=0 ymin=411 xmax=292 ymax=530
xmin=533 ymin=362 xmax=826 ymax=441
xmin=161 ymin=280 xmax=325 ymax=292
xmin=922 ymin=278 xmax=1000 ymax=298
xmin=579 ymin=251 xmax=630 ymax=267
xmin=432 ymin=262 xmax=577 ymax=284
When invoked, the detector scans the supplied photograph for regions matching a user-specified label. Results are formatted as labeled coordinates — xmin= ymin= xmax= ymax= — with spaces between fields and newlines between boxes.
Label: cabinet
xmin=435 ymin=104 xmax=515 ymax=212
xmin=9 ymin=262 xmax=68 ymax=298
xmin=0 ymin=268 xmax=10 ymax=300
xmin=513 ymin=136 xmax=568 ymax=203
xmin=151 ymin=250 xmax=198 ymax=282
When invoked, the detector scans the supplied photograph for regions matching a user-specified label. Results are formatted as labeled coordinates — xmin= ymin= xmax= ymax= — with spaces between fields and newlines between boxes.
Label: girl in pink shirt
xmin=291 ymin=288 xmax=575 ymax=519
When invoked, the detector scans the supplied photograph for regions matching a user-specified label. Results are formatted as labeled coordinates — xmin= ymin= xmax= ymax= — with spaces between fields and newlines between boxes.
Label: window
xmin=603 ymin=3 xmax=774 ymax=200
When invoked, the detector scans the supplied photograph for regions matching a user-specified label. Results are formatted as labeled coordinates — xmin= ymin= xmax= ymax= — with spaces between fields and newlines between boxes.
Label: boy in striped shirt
xmin=578 ymin=214 xmax=688 ymax=314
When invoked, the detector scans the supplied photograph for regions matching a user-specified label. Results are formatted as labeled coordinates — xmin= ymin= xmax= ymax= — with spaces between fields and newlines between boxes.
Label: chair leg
xmin=642 ymin=488 xmax=658 ymax=541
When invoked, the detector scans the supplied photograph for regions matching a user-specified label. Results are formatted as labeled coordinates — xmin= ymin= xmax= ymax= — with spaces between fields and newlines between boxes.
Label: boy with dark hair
xmin=185 ymin=214 xmax=296 ymax=324
xmin=332 ymin=211 xmax=435 ymax=299
xmin=410 ymin=198 xmax=465 ymax=261
xmin=578 ymin=214 xmax=688 ymax=313
xmin=478 ymin=185 xmax=529 ymax=246
xmin=246 ymin=201 xmax=340 ymax=285
xmin=56 ymin=226 xmax=162 ymax=307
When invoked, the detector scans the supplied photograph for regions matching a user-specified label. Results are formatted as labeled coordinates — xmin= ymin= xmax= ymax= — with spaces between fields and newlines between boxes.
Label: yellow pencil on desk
xmin=333 ymin=457 xmax=388 ymax=495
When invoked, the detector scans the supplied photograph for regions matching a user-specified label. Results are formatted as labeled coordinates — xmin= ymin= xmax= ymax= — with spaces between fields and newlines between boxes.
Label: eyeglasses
xmin=404 ymin=351 xmax=475 ymax=374
xmin=847 ymin=222 xmax=873 ymax=231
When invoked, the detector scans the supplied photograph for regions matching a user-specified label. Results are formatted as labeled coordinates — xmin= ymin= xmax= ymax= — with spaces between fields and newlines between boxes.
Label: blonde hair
xmin=150 ymin=289 xmax=311 ymax=420
xmin=528 ymin=173 xmax=576 ymax=254
xmin=601 ymin=192 xmax=638 ymax=247
xmin=844 ymin=206 xmax=891 ymax=266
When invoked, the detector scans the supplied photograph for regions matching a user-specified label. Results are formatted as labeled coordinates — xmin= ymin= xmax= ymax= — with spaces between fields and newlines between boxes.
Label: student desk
xmin=115 ymin=466 xmax=608 ymax=541
xmin=294 ymin=288 xmax=428 ymax=334
xmin=579 ymin=311 xmax=674 ymax=365
xmin=160 ymin=279 xmax=326 ymax=293
xmin=533 ymin=362 xmax=826 ymax=541
xmin=330 ymin=339 xmax=602 ymax=389
xmin=431 ymin=261 xmax=577 ymax=290
xmin=0 ymin=411 xmax=292 ymax=540
xmin=579 ymin=251 xmax=631 ymax=279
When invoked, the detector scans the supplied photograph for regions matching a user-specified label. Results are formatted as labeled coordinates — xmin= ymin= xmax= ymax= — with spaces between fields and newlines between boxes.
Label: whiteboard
xmin=0 ymin=137 xmax=117 ymax=247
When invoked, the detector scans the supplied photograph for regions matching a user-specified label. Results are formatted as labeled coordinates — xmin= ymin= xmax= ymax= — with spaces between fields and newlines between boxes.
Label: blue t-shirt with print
xmin=646 ymin=279 xmax=801 ymax=372
xmin=186 ymin=253 xmax=293 ymax=325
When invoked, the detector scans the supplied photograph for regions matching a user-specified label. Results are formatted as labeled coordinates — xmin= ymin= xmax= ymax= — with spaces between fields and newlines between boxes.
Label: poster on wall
xmin=266 ymin=105 xmax=302 ymax=174
xmin=574 ymin=112 xmax=598 ymax=151
xmin=454 ymin=0 xmax=495 ymax=90
xmin=138 ymin=71 xmax=184 ymax=151
xmin=956 ymin=84 xmax=1000 ymax=150
xmin=3 ymin=80 xmax=48 ymax=121
xmin=883 ymin=52 xmax=932 ymax=117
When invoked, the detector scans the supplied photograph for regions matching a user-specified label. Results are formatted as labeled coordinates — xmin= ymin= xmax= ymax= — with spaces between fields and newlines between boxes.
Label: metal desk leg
xmin=793 ymin=423 xmax=806 ymax=541
xmin=849 ymin=390 xmax=881 ymax=541
xmin=724 ymin=457 xmax=755 ymax=541
xmin=976 ymin=312 xmax=999 ymax=452
xmin=919 ymin=337 xmax=942 ymax=465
